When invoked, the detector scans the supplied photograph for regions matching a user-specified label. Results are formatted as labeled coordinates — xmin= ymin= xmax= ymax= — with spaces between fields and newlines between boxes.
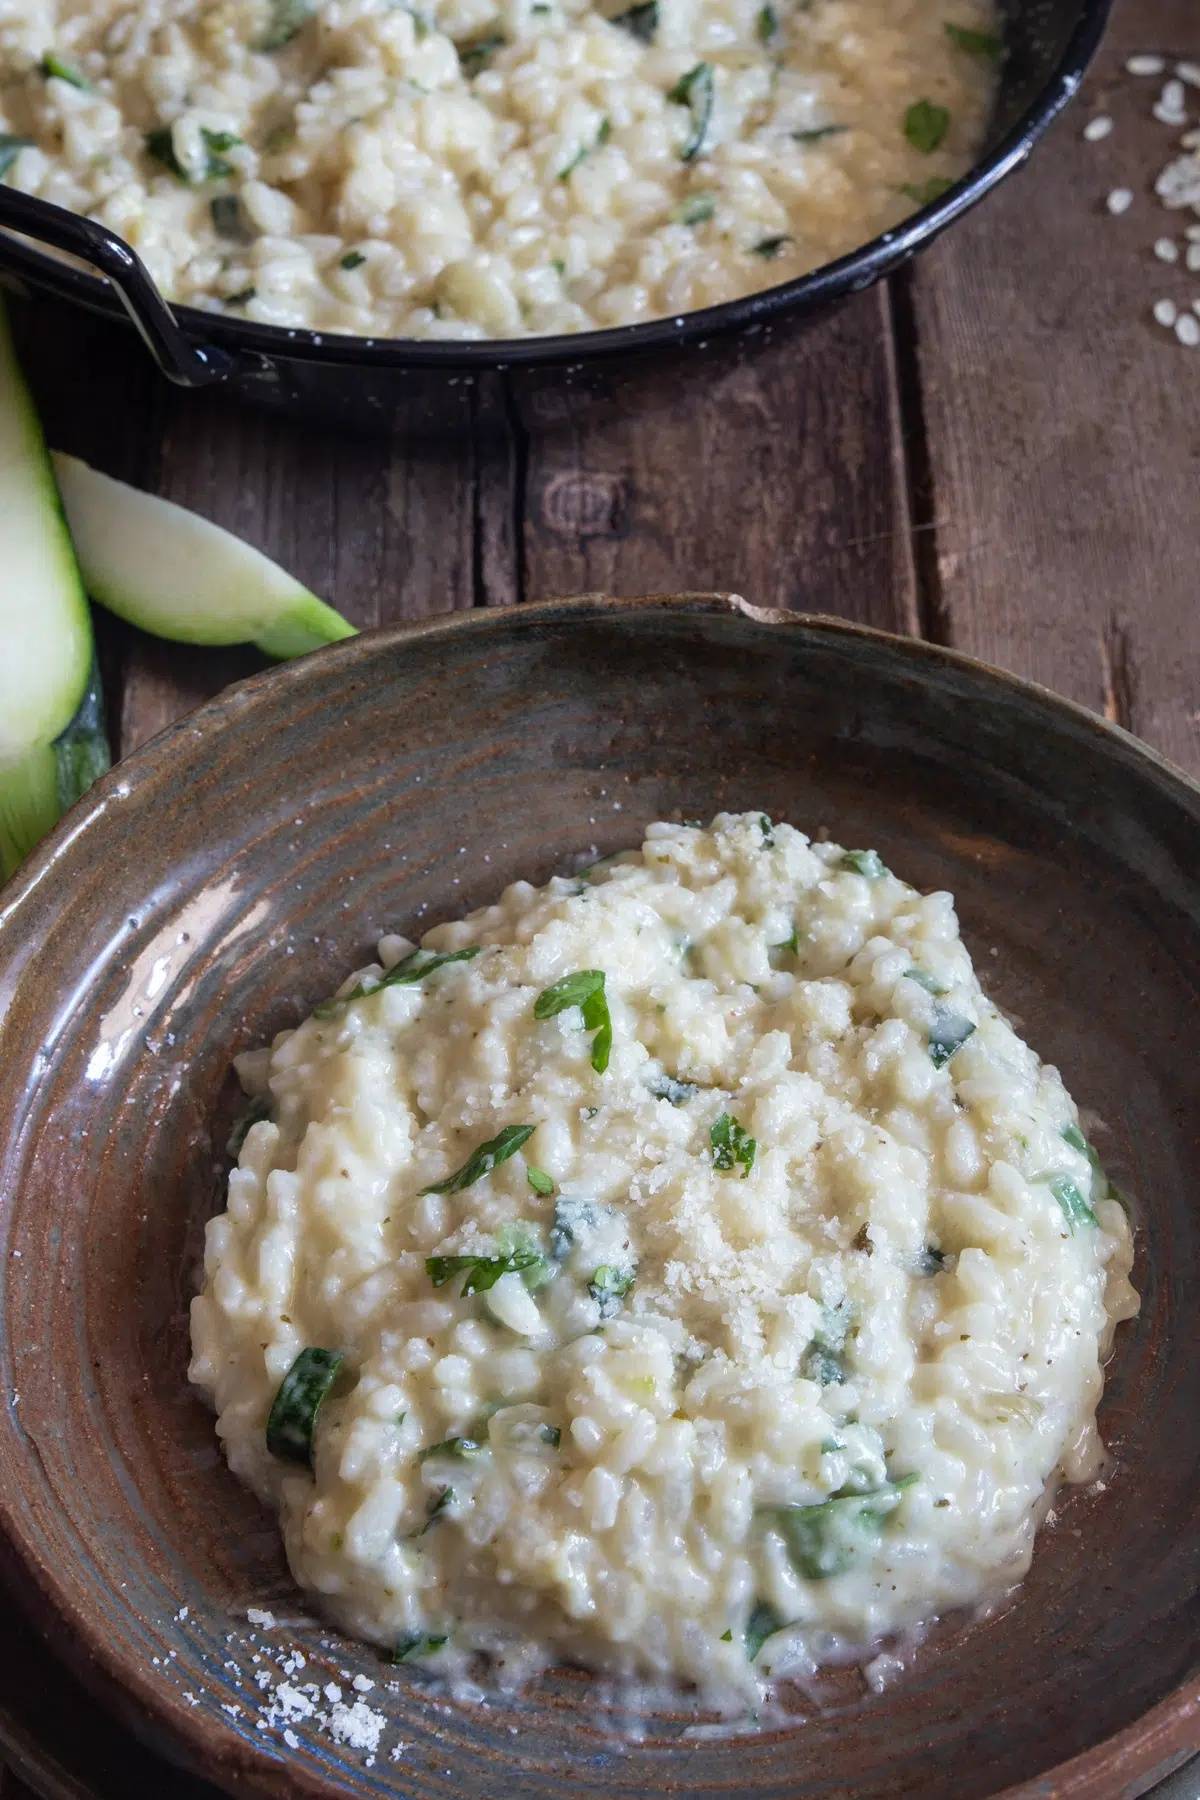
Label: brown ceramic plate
xmin=0 ymin=596 xmax=1197 ymax=1800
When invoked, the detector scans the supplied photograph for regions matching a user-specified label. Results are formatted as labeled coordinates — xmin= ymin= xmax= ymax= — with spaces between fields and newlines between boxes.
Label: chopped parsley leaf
xmin=792 ymin=123 xmax=848 ymax=143
xmin=527 ymin=1165 xmax=555 ymax=1195
xmin=839 ymin=847 xmax=888 ymax=878
xmin=904 ymin=98 xmax=951 ymax=154
xmin=340 ymin=249 xmax=367 ymax=270
xmin=769 ymin=1475 xmax=917 ymax=1579
xmin=534 ymin=969 xmax=612 ymax=1073
xmin=422 ymin=1123 xmax=536 ymax=1196
xmin=901 ymin=175 xmax=955 ymax=206
xmin=945 ymin=21 xmax=1003 ymax=58
xmin=711 ymin=1112 xmax=756 ymax=1178
xmin=315 ymin=944 xmax=480 ymax=1016
xmin=458 ymin=31 xmax=506 ymax=74
xmin=419 ymin=1436 xmax=485 ymax=1461
xmin=392 ymin=1632 xmax=449 ymax=1662
xmin=265 ymin=1348 xmax=343 ymax=1466
xmin=419 ymin=1487 xmax=456 ymax=1533
xmin=752 ymin=234 xmax=792 ymax=259
xmin=611 ymin=0 xmax=658 ymax=41
xmin=146 ymin=125 xmax=243 ymax=182
xmin=41 ymin=52 xmax=89 ymax=89
xmin=558 ymin=117 xmax=611 ymax=180
xmin=257 ymin=0 xmax=319 ymax=50
xmin=426 ymin=1246 xmax=546 ymax=1296
xmin=668 ymin=62 xmax=714 ymax=162
xmin=744 ymin=1600 xmax=785 ymax=1660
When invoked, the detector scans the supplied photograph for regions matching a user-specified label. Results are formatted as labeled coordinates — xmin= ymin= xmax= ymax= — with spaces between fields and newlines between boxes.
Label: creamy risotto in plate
xmin=190 ymin=814 xmax=1137 ymax=1705
xmin=0 ymin=0 xmax=999 ymax=338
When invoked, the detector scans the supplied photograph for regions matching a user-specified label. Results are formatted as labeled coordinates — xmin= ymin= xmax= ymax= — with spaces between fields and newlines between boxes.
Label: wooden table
xmin=3 ymin=0 xmax=1197 ymax=1792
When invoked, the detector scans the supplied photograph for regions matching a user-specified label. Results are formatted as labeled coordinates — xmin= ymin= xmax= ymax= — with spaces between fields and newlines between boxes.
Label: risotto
xmin=189 ymin=814 xmax=1137 ymax=1703
xmin=0 ymin=0 xmax=999 ymax=339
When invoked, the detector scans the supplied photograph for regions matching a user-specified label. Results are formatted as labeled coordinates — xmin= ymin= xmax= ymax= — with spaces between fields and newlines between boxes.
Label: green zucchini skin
xmin=0 ymin=302 xmax=110 ymax=881
xmin=266 ymin=1347 xmax=344 ymax=1465
xmin=51 ymin=453 xmax=357 ymax=659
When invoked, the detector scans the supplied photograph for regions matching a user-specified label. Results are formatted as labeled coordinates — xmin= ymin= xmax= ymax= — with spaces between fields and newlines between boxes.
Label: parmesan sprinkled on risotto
xmin=189 ymin=813 xmax=1136 ymax=1702
xmin=0 ymin=0 xmax=999 ymax=337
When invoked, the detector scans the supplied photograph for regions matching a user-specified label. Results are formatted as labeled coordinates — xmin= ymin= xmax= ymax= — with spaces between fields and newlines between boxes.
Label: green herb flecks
xmin=422 ymin=1124 xmax=536 ymax=1196
xmin=540 ymin=1423 xmax=562 ymax=1448
xmin=904 ymin=966 xmax=947 ymax=995
xmin=316 ymin=944 xmax=480 ymax=1017
xmin=558 ymin=117 xmax=611 ymax=180
xmin=419 ymin=1487 xmax=457 ymax=1533
xmin=1061 ymin=1123 xmax=1124 ymax=1207
xmin=391 ymin=1631 xmax=449 ymax=1663
xmin=458 ymin=31 xmax=506 ymax=74
xmin=210 ymin=193 xmax=253 ymax=240
xmin=901 ymin=175 xmax=955 ymax=206
xmin=904 ymin=98 xmax=950 ymax=154
xmin=915 ymin=1245 xmax=947 ymax=1275
xmin=756 ymin=4 xmax=778 ymax=41
xmin=792 ymin=123 xmax=848 ymax=144
xmin=257 ymin=0 xmax=320 ymax=51
xmin=839 ymin=848 xmax=888 ymax=878
xmin=945 ymin=21 xmax=1002 ymax=58
xmin=1050 ymin=1175 xmax=1098 ymax=1233
xmin=146 ymin=125 xmax=243 ymax=182
xmin=744 ymin=1600 xmax=785 ymax=1660
xmin=224 ymin=286 xmax=257 ymax=306
xmin=669 ymin=62 xmax=714 ymax=162
xmin=589 ymin=1264 xmax=635 ymax=1318
xmin=339 ymin=249 xmax=367 ymax=270
xmin=649 ymin=1072 xmax=698 ymax=1105
xmin=675 ymin=192 xmax=716 ymax=226
xmin=758 ymin=813 xmax=776 ymax=845
xmin=752 ymin=235 xmax=792 ymax=259
xmin=928 ymin=1003 xmax=976 ymax=1069
xmin=534 ymin=968 xmax=612 ymax=1073
xmin=801 ymin=1301 xmax=850 ymax=1385
xmin=0 ymin=135 xmax=32 ymax=182
xmin=265 ymin=1347 xmax=343 ymax=1466
xmin=771 ymin=924 xmax=800 ymax=956
xmin=527 ymin=1165 xmax=555 ymax=1196
xmin=427 ymin=1246 xmax=547 ymax=1297
xmin=419 ymin=1436 xmax=485 ymax=1462
xmin=769 ymin=1475 xmax=917 ymax=1580
xmin=41 ymin=52 xmax=90 ymax=89
xmin=611 ymin=0 xmax=658 ymax=41
xmin=711 ymin=1112 xmax=756 ymax=1178
xmin=227 ymin=1096 xmax=270 ymax=1158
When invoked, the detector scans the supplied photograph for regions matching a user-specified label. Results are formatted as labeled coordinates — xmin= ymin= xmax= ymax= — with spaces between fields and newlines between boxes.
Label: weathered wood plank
xmin=908 ymin=0 xmax=1200 ymax=775
xmin=116 ymin=382 xmax=487 ymax=751
xmin=508 ymin=285 xmax=919 ymax=634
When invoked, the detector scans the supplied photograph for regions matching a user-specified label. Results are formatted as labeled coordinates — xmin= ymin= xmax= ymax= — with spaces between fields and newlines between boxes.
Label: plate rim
xmin=1 ymin=593 xmax=1198 ymax=1800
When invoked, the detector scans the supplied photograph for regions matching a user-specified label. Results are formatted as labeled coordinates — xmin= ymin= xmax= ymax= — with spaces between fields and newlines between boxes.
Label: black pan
xmin=0 ymin=0 xmax=1111 ymax=424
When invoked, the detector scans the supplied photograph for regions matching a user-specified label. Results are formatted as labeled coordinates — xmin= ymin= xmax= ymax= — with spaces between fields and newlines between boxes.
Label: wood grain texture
xmin=907 ymin=0 xmax=1200 ymax=776
xmin=509 ymin=286 xmax=919 ymax=632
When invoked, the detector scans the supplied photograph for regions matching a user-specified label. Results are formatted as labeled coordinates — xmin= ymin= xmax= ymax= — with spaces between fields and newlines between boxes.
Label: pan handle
xmin=0 ymin=183 xmax=240 ymax=387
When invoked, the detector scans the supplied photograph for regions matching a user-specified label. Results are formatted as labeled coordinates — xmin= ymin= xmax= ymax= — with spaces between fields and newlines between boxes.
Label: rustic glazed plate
xmin=0 ymin=596 xmax=1197 ymax=1800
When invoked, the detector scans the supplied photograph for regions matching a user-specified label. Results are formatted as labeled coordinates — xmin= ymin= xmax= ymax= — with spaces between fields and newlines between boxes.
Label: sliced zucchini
xmin=0 ymin=305 xmax=109 ymax=880
xmin=50 ymin=453 xmax=357 ymax=659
